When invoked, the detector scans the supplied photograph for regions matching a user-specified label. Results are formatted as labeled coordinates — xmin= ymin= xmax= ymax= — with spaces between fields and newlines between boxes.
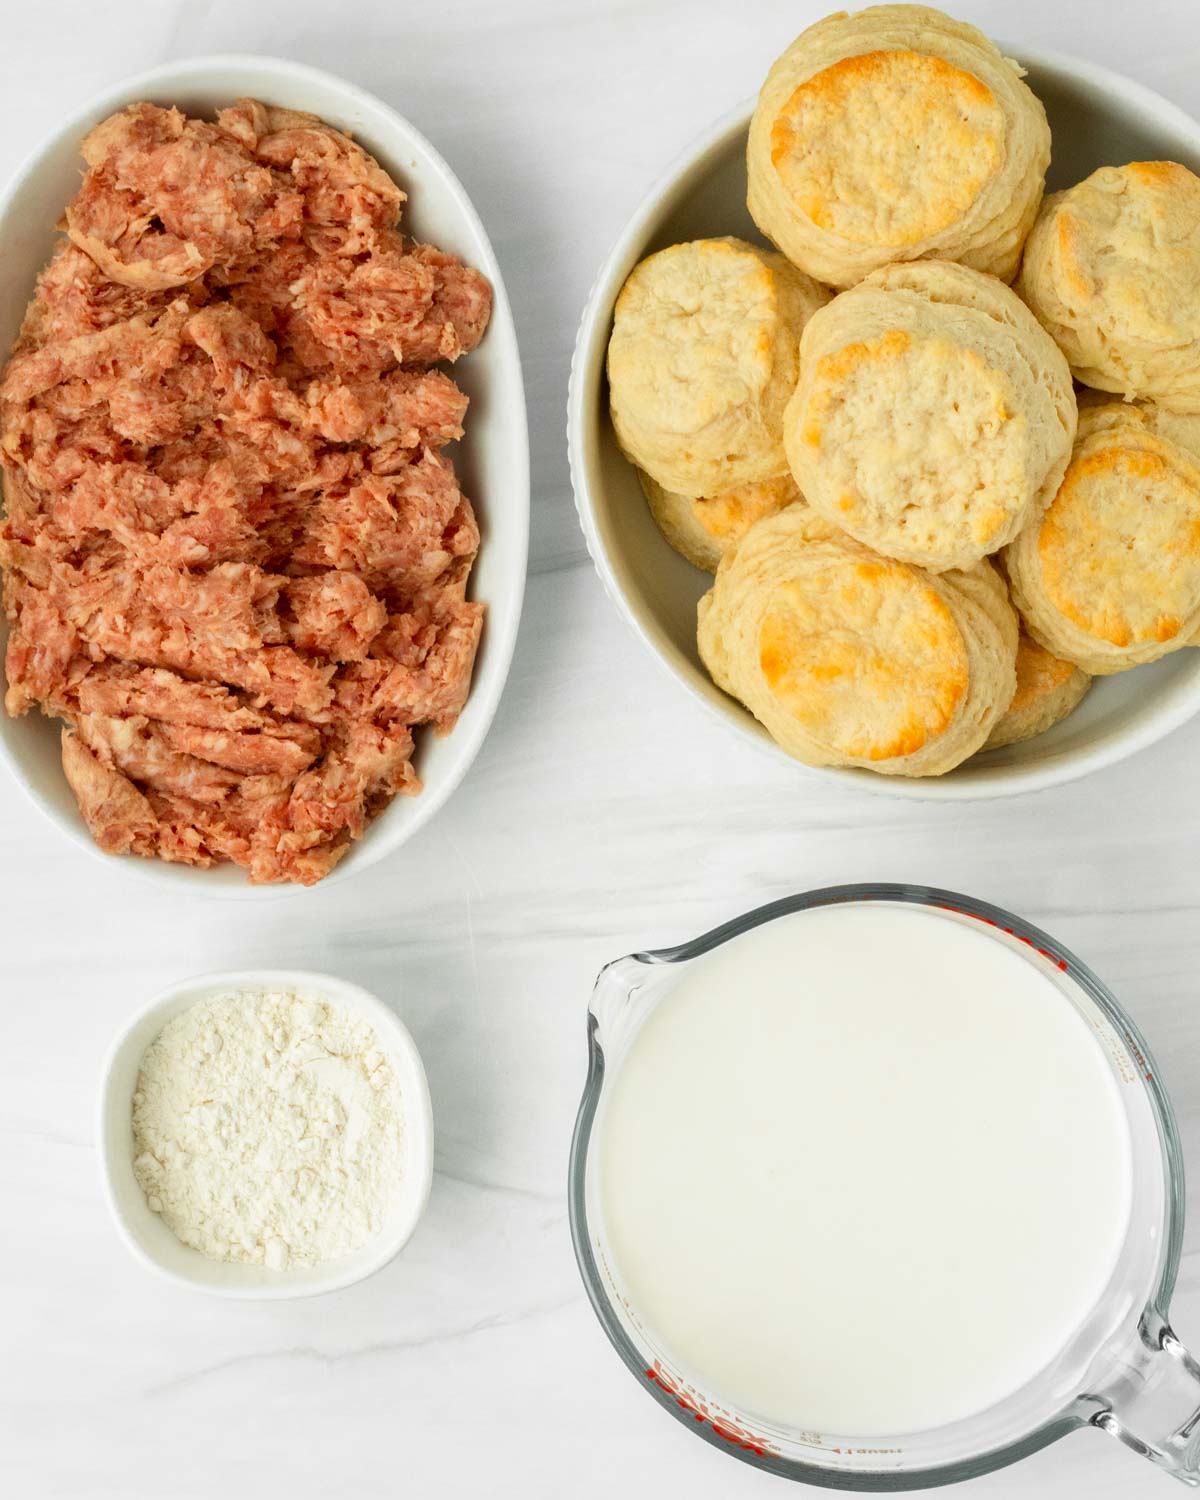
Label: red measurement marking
xmin=644 ymin=1365 xmax=771 ymax=1457
xmin=934 ymin=904 xmax=1070 ymax=971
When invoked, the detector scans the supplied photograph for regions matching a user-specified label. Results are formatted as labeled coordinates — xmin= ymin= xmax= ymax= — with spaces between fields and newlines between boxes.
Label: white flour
xmin=132 ymin=988 xmax=406 ymax=1269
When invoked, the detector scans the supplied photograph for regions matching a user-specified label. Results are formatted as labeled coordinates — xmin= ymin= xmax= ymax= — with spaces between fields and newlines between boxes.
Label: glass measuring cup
xmin=568 ymin=883 xmax=1200 ymax=1489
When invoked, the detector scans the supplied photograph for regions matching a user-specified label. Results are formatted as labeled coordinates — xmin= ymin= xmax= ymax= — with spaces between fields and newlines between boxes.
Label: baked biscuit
xmin=697 ymin=505 xmax=1017 ymax=776
xmin=637 ymin=470 xmax=802 ymax=572
xmin=1004 ymin=400 xmax=1200 ymax=673
xmin=747 ymin=5 xmax=1050 ymax=288
xmin=607 ymin=238 xmax=829 ymax=498
xmin=983 ymin=629 xmax=1090 ymax=749
xmin=1018 ymin=162 xmax=1200 ymax=411
xmin=785 ymin=260 xmax=1076 ymax=572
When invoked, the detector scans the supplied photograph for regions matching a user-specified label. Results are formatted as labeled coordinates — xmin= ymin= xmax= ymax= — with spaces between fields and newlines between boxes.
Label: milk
xmin=598 ymin=903 xmax=1132 ymax=1436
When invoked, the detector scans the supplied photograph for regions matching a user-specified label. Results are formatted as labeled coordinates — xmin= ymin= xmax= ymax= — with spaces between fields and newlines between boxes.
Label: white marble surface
xmin=2 ymin=1 xmax=1200 ymax=1495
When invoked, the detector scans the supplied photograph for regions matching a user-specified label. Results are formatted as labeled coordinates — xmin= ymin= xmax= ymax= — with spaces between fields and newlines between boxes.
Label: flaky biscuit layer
xmin=983 ymin=629 xmax=1090 ymax=749
xmin=785 ymin=260 xmax=1076 ymax=572
xmin=637 ymin=470 xmax=803 ymax=572
xmin=747 ymin=5 xmax=1049 ymax=288
xmin=1005 ymin=400 xmax=1200 ymax=673
xmin=607 ymin=237 xmax=829 ymax=497
xmin=1019 ymin=162 xmax=1200 ymax=411
xmin=698 ymin=504 xmax=1017 ymax=776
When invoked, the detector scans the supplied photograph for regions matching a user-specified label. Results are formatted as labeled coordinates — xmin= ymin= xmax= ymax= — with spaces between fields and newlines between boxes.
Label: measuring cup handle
xmin=1090 ymin=1310 xmax=1200 ymax=1484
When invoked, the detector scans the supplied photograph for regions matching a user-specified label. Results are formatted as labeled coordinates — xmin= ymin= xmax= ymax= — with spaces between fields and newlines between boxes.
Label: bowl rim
xmin=567 ymin=45 xmax=1200 ymax=803
xmin=97 ymin=966 xmax=435 ymax=1300
xmin=0 ymin=52 xmax=530 ymax=894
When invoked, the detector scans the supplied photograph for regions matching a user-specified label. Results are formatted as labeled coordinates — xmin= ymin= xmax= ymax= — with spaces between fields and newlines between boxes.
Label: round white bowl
xmin=0 ymin=55 xmax=529 ymax=889
xmin=569 ymin=49 xmax=1200 ymax=800
xmin=98 ymin=968 xmax=434 ymax=1299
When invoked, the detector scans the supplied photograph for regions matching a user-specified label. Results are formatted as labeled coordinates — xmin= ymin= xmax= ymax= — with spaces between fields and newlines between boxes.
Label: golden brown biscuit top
xmin=1009 ymin=630 xmax=1078 ymax=713
xmin=693 ymin=475 xmax=799 ymax=544
xmin=800 ymin=327 xmax=1025 ymax=553
xmin=768 ymin=49 xmax=1003 ymax=247
xmin=1038 ymin=438 xmax=1200 ymax=648
xmin=608 ymin=239 xmax=778 ymax=439
xmin=756 ymin=556 xmax=968 ymax=761
xmin=1054 ymin=163 xmax=1200 ymax=344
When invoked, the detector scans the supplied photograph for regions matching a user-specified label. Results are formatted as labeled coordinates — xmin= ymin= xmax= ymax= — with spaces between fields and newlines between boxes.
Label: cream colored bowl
xmin=0 ymin=55 xmax=529 ymax=890
xmin=568 ymin=50 xmax=1200 ymax=799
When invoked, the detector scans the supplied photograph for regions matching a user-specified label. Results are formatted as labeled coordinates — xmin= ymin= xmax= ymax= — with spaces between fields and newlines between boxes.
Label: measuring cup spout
xmin=586 ymin=954 xmax=657 ymax=1035
xmin=1090 ymin=1310 xmax=1200 ymax=1485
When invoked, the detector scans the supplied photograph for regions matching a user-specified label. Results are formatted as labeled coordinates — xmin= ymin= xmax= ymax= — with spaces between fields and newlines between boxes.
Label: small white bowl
xmin=568 ymin=49 xmax=1200 ymax=800
xmin=0 ymin=55 xmax=529 ymax=891
xmin=98 ymin=968 xmax=434 ymax=1299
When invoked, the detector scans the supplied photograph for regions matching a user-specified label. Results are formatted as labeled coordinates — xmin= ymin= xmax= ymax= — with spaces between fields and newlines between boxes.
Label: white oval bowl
xmin=98 ymin=968 xmax=434 ymax=1299
xmin=0 ymin=55 xmax=529 ymax=889
xmin=568 ymin=48 xmax=1200 ymax=800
